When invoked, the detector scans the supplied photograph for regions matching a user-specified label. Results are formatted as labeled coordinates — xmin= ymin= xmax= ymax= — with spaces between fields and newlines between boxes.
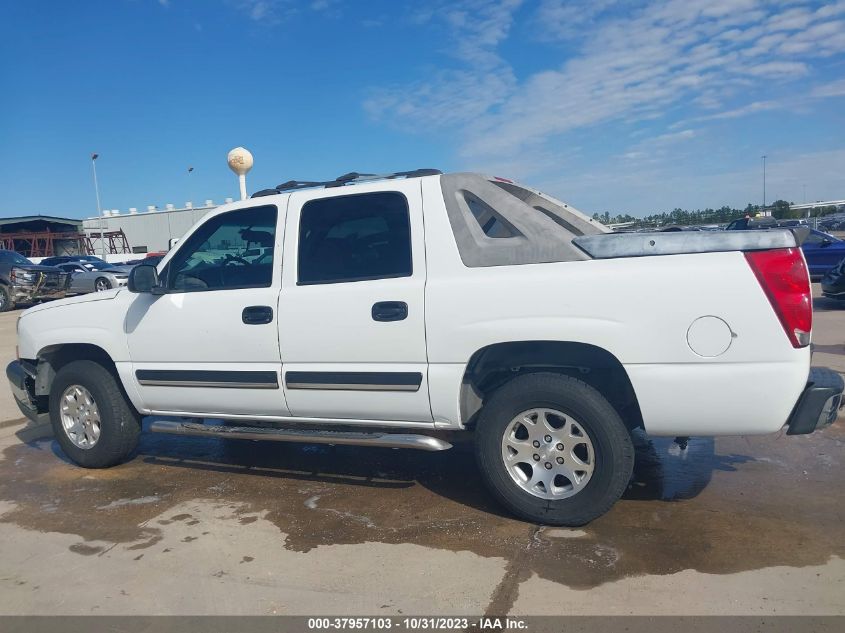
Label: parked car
xmin=726 ymin=219 xmax=845 ymax=279
xmin=56 ymin=261 xmax=129 ymax=293
xmin=725 ymin=216 xmax=778 ymax=230
xmin=6 ymin=170 xmax=843 ymax=526
xmin=821 ymin=258 xmax=845 ymax=300
xmin=40 ymin=255 xmax=107 ymax=267
xmin=801 ymin=230 xmax=845 ymax=279
xmin=0 ymin=250 xmax=69 ymax=312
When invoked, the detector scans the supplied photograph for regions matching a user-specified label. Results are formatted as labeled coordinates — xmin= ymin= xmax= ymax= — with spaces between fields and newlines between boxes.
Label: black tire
xmin=94 ymin=277 xmax=111 ymax=292
xmin=0 ymin=285 xmax=15 ymax=312
xmin=474 ymin=372 xmax=634 ymax=526
xmin=49 ymin=360 xmax=141 ymax=468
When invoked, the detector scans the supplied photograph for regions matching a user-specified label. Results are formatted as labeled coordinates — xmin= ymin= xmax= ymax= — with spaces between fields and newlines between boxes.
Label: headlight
xmin=10 ymin=268 xmax=38 ymax=284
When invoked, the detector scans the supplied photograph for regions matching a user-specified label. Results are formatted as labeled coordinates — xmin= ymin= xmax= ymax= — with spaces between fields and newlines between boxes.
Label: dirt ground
xmin=0 ymin=288 xmax=842 ymax=616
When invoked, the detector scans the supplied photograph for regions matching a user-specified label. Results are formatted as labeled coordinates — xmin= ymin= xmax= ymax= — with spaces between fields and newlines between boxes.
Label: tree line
xmin=591 ymin=200 xmax=840 ymax=228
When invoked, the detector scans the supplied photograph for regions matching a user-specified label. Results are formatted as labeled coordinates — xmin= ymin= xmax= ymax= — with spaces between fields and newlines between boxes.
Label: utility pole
xmin=91 ymin=153 xmax=106 ymax=257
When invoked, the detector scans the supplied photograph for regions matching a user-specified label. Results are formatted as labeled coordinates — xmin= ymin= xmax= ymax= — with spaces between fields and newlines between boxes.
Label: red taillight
xmin=744 ymin=248 xmax=812 ymax=348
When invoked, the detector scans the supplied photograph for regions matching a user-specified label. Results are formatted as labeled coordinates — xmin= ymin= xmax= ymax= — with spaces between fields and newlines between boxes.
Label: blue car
xmin=727 ymin=219 xmax=845 ymax=279
xmin=801 ymin=230 xmax=845 ymax=279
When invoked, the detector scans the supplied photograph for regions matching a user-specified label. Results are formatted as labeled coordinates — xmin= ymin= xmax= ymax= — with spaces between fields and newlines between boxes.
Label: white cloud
xmin=811 ymin=78 xmax=845 ymax=98
xmin=367 ymin=0 xmax=845 ymax=173
xmin=413 ymin=0 xmax=524 ymax=68
xmin=229 ymin=0 xmax=340 ymax=23
xmin=231 ymin=0 xmax=281 ymax=22
xmin=652 ymin=128 xmax=696 ymax=144
xmin=696 ymin=100 xmax=782 ymax=120
xmin=743 ymin=61 xmax=809 ymax=76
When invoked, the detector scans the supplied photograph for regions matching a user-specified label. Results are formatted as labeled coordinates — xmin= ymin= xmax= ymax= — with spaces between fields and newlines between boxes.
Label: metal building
xmin=82 ymin=201 xmax=223 ymax=254
xmin=0 ymin=216 xmax=86 ymax=257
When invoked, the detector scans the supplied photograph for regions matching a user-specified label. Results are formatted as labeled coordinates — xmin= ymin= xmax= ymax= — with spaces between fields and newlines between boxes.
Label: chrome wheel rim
xmin=60 ymin=385 xmax=101 ymax=449
xmin=500 ymin=408 xmax=595 ymax=500
xmin=95 ymin=279 xmax=109 ymax=292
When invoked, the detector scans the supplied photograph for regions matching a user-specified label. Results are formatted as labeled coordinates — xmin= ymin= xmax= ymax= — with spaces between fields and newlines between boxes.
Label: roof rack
xmin=251 ymin=169 xmax=442 ymax=198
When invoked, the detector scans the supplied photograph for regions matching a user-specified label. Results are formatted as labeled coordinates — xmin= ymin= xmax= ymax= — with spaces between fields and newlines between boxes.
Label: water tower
xmin=227 ymin=147 xmax=254 ymax=201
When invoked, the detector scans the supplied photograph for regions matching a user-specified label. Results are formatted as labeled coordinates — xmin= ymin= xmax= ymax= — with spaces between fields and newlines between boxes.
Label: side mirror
xmin=128 ymin=264 xmax=162 ymax=294
xmin=821 ymin=238 xmax=833 ymax=247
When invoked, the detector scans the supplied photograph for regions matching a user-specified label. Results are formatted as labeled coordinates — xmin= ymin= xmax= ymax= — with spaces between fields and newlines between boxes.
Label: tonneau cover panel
xmin=573 ymin=228 xmax=803 ymax=260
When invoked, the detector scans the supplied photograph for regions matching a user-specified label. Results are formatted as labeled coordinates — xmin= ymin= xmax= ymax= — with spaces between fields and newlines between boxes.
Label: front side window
xmin=298 ymin=192 xmax=412 ymax=285
xmin=805 ymin=231 xmax=839 ymax=245
xmin=163 ymin=205 xmax=277 ymax=292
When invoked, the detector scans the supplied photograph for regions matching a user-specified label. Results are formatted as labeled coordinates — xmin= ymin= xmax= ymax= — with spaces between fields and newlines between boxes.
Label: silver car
xmin=57 ymin=261 xmax=129 ymax=293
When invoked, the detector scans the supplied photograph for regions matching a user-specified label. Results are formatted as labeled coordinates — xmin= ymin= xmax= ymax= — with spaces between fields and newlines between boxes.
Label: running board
xmin=149 ymin=420 xmax=452 ymax=452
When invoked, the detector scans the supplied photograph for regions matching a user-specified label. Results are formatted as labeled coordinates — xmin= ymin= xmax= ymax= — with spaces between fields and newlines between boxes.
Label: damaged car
xmin=0 ymin=250 xmax=69 ymax=312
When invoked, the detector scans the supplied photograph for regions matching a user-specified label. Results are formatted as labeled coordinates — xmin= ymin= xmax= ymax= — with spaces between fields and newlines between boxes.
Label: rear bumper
xmin=785 ymin=367 xmax=844 ymax=435
xmin=6 ymin=360 xmax=41 ymax=423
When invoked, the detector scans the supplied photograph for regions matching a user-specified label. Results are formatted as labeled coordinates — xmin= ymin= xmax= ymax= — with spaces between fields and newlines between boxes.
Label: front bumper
xmin=6 ymin=360 xmax=41 ymax=423
xmin=11 ymin=278 xmax=68 ymax=303
xmin=785 ymin=367 xmax=844 ymax=435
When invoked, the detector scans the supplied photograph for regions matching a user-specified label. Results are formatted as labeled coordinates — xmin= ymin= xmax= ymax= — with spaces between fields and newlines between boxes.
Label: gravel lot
xmin=0 ymin=288 xmax=843 ymax=616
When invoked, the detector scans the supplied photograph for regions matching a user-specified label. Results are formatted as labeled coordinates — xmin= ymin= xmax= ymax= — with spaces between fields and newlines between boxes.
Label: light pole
xmin=761 ymin=154 xmax=767 ymax=210
xmin=91 ymin=153 xmax=106 ymax=257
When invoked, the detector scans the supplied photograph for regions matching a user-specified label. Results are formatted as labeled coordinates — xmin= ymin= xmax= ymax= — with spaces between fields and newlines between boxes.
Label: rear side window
xmin=298 ymin=192 xmax=412 ymax=285
xmin=464 ymin=191 xmax=520 ymax=238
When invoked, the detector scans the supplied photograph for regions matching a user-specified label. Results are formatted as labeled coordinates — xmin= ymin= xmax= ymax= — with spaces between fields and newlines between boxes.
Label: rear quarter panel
xmin=421 ymin=178 xmax=810 ymax=435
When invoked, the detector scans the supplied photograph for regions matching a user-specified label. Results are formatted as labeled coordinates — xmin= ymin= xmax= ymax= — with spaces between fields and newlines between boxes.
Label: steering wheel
xmin=223 ymin=254 xmax=251 ymax=266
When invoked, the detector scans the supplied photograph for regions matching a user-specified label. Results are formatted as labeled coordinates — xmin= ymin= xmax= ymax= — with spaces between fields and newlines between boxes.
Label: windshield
xmin=79 ymin=261 xmax=116 ymax=270
xmin=0 ymin=251 xmax=34 ymax=266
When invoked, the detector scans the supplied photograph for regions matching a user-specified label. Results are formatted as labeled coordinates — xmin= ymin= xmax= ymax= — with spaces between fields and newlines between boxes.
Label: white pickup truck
xmin=7 ymin=170 xmax=843 ymax=525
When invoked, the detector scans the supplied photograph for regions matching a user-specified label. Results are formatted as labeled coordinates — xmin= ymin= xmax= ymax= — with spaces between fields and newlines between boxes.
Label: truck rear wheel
xmin=49 ymin=360 xmax=141 ymax=468
xmin=474 ymin=372 xmax=634 ymax=526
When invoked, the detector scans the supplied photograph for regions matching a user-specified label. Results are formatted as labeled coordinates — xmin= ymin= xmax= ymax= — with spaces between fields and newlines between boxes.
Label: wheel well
xmin=34 ymin=344 xmax=117 ymax=398
xmin=460 ymin=341 xmax=644 ymax=431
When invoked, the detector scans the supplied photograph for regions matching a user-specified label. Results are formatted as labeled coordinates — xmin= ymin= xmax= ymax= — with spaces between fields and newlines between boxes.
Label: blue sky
xmin=1 ymin=0 xmax=844 ymax=218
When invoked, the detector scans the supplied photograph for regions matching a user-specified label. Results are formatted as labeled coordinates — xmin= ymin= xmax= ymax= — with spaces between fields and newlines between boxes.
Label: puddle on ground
xmin=0 ymin=419 xmax=842 ymax=590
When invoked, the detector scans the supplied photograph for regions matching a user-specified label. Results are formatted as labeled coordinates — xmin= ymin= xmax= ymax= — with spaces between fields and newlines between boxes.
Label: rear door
xmin=278 ymin=181 xmax=431 ymax=423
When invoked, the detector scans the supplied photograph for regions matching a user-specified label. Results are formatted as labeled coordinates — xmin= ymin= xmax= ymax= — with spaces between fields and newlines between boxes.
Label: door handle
xmin=242 ymin=305 xmax=273 ymax=325
xmin=372 ymin=301 xmax=408 ymax=322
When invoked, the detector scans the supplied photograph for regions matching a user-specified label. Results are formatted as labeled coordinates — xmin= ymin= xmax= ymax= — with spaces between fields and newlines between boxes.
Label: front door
xmin=278 ymin=182 xmax=431 ymax=423
xmin=126 ymin=202 xmax=289 ymax=418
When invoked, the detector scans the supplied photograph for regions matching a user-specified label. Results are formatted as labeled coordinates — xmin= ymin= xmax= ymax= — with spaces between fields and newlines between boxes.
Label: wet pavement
xmin=0 ymin=291 xmax=843 ymax=615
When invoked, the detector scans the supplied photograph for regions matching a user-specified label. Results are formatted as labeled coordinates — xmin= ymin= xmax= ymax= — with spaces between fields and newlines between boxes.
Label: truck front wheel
xmin=474 ymin=372 xmax=634 ymax=526
xmin=0 ymin=285 xmax=14 ymax=312
xmin=49 ymin=360 xmax=141 ymax=468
